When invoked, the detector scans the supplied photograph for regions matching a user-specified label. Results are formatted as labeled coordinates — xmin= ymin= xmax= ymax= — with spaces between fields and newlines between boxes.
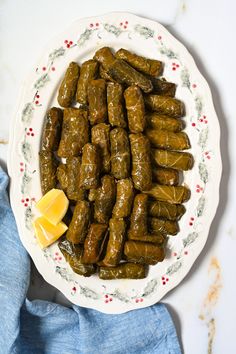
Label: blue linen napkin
xmin=0 ymin=166 xmax=181 ymax=354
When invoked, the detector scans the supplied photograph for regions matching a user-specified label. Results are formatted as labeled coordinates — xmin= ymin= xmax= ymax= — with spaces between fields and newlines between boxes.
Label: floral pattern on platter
xmin=9 ymin=14 xmax=221 ymax=312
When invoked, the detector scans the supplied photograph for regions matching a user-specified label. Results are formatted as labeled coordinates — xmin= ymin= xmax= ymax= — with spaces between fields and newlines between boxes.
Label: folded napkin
xmin=0 ymin=166 xmax=181 ymax=354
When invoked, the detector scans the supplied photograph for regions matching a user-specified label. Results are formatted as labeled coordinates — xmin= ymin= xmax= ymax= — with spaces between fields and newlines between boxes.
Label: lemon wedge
xmin=36 ymin=189 xmax=69 ymax=225
xmin=33 ymin=216 xmax=68 ymax=249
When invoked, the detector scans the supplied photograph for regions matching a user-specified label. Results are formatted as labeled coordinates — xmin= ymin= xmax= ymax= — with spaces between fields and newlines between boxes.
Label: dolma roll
xmin=124 ymin=241 xmax=165 ymax=265
xmin=112 ymin=178 xmax=134 ymax=218
xmin=144 ymin=95 xmax=184 ymax=118
xmin=87 ymin=79 xmax=107 ymax=125
xmin=66 ymin=201 xmax=90 ymax=244
xmin=91 ymin=123 xmax=110 ymax=173
xmin=99 ymin=65 xmax=116 ymax=82
xmin=57 ymin=62 xmax=80 ymax=107
xmin=99 ymin=263 xmax=146 ymax=280
xmin=57 ymin=108 xmax=89 ymax=158
xmin=41 ymin=107 xmax=63 ymax=151
xmin=146 ymin=112 xmax=183 ymax=132
xmin=58 ymin=239 xmax=96 ymax=277
xmin=128 ymin=194 xmax=148 ymax=238
xmin=151 ymin=149 xmax=194 ymax=171
xmin=82 ymin=223 xmax=108 ymax=264
xmin=115 ymin=48 xmax=163 ymax=77
xmin=107 ymin=82 xmax=126 ymax=128
xmin=102 ymin=218 xmax=126 ymax=267
xmin=76 ymin=59 xmax=98 ymax=105
xmin=94 ymin=175 xmax=116 ymax=224
xmin=144 ymin=184 xmax=190 ymax=204
xmin=148 ymin=217 xmax=179 ymax=235
xmin=124 ymin=86 xmax=146 ymax=133
xmin=57 ymin=158 xmax=85 ymax=201
xmin=128 ymin=233 xmax=166 ymax=246
xmin=110 ymin=127 xmax=130 ymax=179
xmin=152 ymin=167 xmax=179 ymax=186
xmin=151 ymin=77 xmax=176 ymax=97
xmin=39 ymin=150 xmax=58 ymax=195
xmin=148 ymin=200 xmax=186 ymax=221
xmin=88 ymin=188 xmax=98 ymax=202
xmin=79 ymin=143 xmax=100 ymax=190
xmin=129 ymin=133 xmax=152 ymax=191
xmin=146 ymin=129 xmax=191 ymax=150
xmin=94 ymin=47 xmax=153 ymax=93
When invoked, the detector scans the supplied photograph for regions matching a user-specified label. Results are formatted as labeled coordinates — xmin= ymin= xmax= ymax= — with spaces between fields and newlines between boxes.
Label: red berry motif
xmin=104 ymin=294 xmax=113 ymax=303
xmin=119 ymin=21 xmax=128 ymax=29
xmin=26 ymin=127 xmax=35 ymax=137
xmin=64 ymin=39 xmax=73 ymax=48
xmin=198 ymin=115 xmax=208 ymax=124
xmin=158 ymin=35 xmax=162 ymax=40
xmin=135 ymin=298 xmax=144 ymax=303
xmin=161 ymin=276 xmax=169 ymax=285
xmin=172 ymin=62 xmax=180 ymax=71
xmin=54 ymin=253 xmax=63 ymax=262
xmin=204 ymin=151 xmax=211 ymax=160
xmin=71 ymin=286 xmax=77 ymax=295
xmin=196 ymin=184 xmax=203 ymax=193
xmin=192 ymin=83 xmax=197 ymax=88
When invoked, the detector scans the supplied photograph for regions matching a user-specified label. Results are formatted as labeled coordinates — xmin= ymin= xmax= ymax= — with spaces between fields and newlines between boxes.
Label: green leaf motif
xmin=197 ymin=195 xmax=205 ymax=217
xmin=21 ymin=103 xmax=34 ymax=123
xmin=181 ymin=68 xmax=191 ymax=89
xmin=112 ymin=289 xmax=130 ymax=303
xmin=103 ymin=23 xmax=122 ymax=37
xmin=134 ymin=24 xmax=154 ymax=39
xmin=195 ymin=96 xmax=203 ymax=117
xmin=55 ymin=266 xmax=73 ymax=282
xmin=21 ymin=141 xmax=32 ymax=162
xmin=49 ymin=46 xmax=66 ymax=61
xmin=166 ymin=261 xmax=182 ymax=275
xmin=34 ymin=73 xmax=50 ymax=89
xmin=79 ymin=285 xmax=100 ymax=300
xmin=142 ymin=279 xmax=158 ymax=297
xmin=199 ymin=162 xmax=208 ymax=184
xmin=21 ymin=171 xmax=32 ymax=194
xmin=159 ymin=46 xmax=178 ymax=59
xmin=198 ymin=127 xmax=209 ymax=150
xmin=78 ymin=29 xmax=93 ymax=47
xmin=25 ymin=206 xmax=33 ymax=230
xmin=183 ymin=232 xmax=198 ymax=248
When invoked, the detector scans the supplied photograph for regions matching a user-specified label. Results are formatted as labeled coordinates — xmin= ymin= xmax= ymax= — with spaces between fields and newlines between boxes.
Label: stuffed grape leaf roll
xmin=79 ymin=143 xmax=100 ymax=190
xmin=146 ymin=112 xmax=184 ymax=132
xmin=39 ymin=150 xmax=58 ymax=195
xmin=57 ymin=108 xmax=89 ymax=158
xmin=128 ymin=233 xmax=166 ymax=246
xmin=94 ymin=47 xmax=153 ymax=93
xmin=58 ymin=238 xmax=96 ymax=277
xmin=82 ymin=223 xmax=108 ymax=264
xmin=151 ymin=77 xmax=176 ymax=97
xmin=129 ymin=133 xmax=152 ymax=191
xmin=99 ymin=263 xmax=146 ymax=280
xmin=115 ymin=48 xmax=163 ymax=77
xmin=107 ymin=82 xmax=127 ymax=128
xmin=151 ymin=149 xmax=194 ymax=171
xmin=128 ymin=194 xmax=148 ymax=238
xmin=112 ymin=178 xmax=134 ymax=218
xmin=152 ymin=167 xmax=179 ymax=186
xmin=91 ymin=123 xmax=111 ymax=173
xmin=76 ymin=59 xmax=98 ymax=105
xmin=148 ymin=200 xmax=186 ymax=221
xmin=99 ymin=65 xmax=116 ymax=82
xmin=87 ymin=79 xmax=107 ymax=125
xmin=124 ymin=85 xmax=146 ymax=133
xmin=66 ymin=201 xmax=90 ymax=244
xmin=110 ymin=127 xmax=130 ymax=179
xmin=146 ymin=129 xmax=191 ymax=150
xmin=41 ymin=107 xmax=63 ymax=151
xmin=145 ymin=95 xmax=185 ymax=118
xmin=102 ymin=218 xmax=126 ymax=267
xmin=124 ymin=241 xmax=165 ymax=265
xmin=57 ymin=62 xmax=80 ymax=107
xmin=94 ymin=175 xmax=116 ymax=224
xmin=144 ymin=184 xmax=190 ymax=204
xmin=148 ymin=217 xmax=179 ymax=235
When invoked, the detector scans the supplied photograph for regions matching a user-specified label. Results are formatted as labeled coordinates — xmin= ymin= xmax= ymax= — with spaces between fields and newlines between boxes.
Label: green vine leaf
xmin=195 ymin=96 xmax=203 ymax=118
xmin=21 ymin=141 xmax=32 ymax=163
xmin=142 ymin=279 xmax=158 ymax=297
xmin=183 ymin=232 xmax=198 ymax=248
xmin=34 ymin=73 xmax=50 ymax=89
xmin=21 ymin=103 xmax=34 ymax=123
xmin=198 ymin=127 xmax=209 ymax=150
xmin=199 ymin=162 xmax=208 ymax=184
xmin=25 ymin=206 xmax=33 ymax=230
xmin=134 ymin=24 xmax=154 ymax=39
xmin=159 ymin=45 xmax=178 ymax=59
xmin=78 ymin=29 xmax=93 ymax=47
xmin=79 ymin=285 xmax=100 ymax=300
xmin=197 ymin=195 xmax=205 ymax=217
xmin=21 ymin=171 xmax=32 ymax=194
xmin=112 ymin=289 xmax=130 ymax=303
xmin=55 ymin=266 xmax=74 ymax=282
xmin=166 ymin=261 xmax=182 ymax=275
xmin=181 ymin=67 xmax=191 ymax=89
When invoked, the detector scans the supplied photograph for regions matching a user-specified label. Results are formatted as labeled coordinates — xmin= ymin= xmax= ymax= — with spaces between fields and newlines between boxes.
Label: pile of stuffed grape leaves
xmin=39 ymin=47 xmax=193 ymax=280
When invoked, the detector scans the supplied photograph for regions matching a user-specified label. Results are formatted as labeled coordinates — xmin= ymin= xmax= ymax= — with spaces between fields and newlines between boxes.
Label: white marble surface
xmin=0 ymin=0 xmax=235 ymax=353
